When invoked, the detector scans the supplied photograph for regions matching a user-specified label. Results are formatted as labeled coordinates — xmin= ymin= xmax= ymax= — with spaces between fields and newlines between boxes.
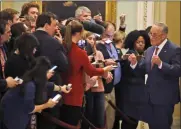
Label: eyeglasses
xmin=148 ymin=32 xmax=162 ymax=38
xmin=105 ymin=34 xmax=113 ymax=38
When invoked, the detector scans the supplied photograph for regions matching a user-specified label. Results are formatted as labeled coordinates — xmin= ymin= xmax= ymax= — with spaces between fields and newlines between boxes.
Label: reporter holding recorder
xmin=59 ymin=20 xmax=113 ymax=129
xmin=83 ymin=31 xmax=113 ymax=129
xmin=0 ymin=57 xmax=71 ymax=129
xmin=119 ymin=30 xmax=151 ymax=129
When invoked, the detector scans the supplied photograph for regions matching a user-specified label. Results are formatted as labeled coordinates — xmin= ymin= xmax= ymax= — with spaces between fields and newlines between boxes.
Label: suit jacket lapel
xmin=158 ymin=41 xmax=169 ymax=61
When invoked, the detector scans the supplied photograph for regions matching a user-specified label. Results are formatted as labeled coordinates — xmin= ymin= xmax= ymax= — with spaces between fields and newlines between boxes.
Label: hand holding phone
xmin=88 ymin=55 xmax=94 ymax=62
xmin=136 ymin=55 xmax=143 ymax=61
xmin=50 ymin=66 xmax=57 ymax=72
xmin=66 ymin=84 xmax=72 ymax=91
xmin=120 ymin=14 xmax=126 ymax=25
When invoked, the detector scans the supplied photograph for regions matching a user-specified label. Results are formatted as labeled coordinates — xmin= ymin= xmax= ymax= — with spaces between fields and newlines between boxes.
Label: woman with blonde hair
xmin=113 ymin=31 xmax=126 ymax=59
xmin=82 ymin=31 xmax=113 ymax=129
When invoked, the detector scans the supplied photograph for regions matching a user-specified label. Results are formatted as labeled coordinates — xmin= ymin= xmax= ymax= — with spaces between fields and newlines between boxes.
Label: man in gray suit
xmin=128 ymin=22 xmax=181 ymax=129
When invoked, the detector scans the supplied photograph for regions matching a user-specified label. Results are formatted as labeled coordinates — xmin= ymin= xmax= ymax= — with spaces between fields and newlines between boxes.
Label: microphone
xmin=59 ymin=20 xmax=105 ymax=37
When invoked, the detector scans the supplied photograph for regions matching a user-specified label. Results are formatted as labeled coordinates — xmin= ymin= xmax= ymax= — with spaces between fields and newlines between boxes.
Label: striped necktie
xmin=0 ymin=46 xmax=7 ymax=78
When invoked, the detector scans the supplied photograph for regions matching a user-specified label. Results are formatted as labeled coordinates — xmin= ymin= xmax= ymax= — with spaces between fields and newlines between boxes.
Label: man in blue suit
xmin=128 ymin=22 xmax=181 ymax=129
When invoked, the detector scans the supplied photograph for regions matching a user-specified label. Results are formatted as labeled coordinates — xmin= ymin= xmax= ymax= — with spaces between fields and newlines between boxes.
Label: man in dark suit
xmin=33 ymin=12 xmax=69 ymax=129
xmin=96 ymin=22 xmax=121 ymax=129
xmin=75 ymin=6 xmax=105 ymax=35
xmin=34 ymin=12 xmax=68 ymax=85
xmin=129 ymin=22 xmax=181 ymax=129
xmin=0 ymin=20 xmax=18 ymax=128
xmin=0 ymin=20 xmax=11 ymax=79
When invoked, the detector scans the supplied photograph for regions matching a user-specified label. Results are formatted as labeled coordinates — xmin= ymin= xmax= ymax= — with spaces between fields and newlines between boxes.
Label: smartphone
xmin=14 ymin=77 xmax=23 ymax=84
xmin=115 ymin=60 xmax=120 ymax=63
xmin=92 ymin=53 xmax=96 ymax=56
xmin=136 ymin=55 xmax=143 ymax=61
xmin=52 ymin=94 xmax=62 ymax=102
xmin=112 ymin=65 xmax=118 ymax=68
xmin=14 ymin=77 xmax=20 ymax=81
xmin=50 ymin=66 xmax=57 ymax=72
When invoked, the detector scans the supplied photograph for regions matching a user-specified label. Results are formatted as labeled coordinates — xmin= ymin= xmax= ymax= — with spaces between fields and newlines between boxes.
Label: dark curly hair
xmin=124 ymin=30 xmax=151 ymax=50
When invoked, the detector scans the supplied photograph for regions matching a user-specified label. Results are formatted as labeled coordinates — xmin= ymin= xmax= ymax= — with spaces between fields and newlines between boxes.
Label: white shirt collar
xmin=36 ymin=27 xmax=46 ymax=31
xmin=157 ymin=38 xmax=167 ymax=50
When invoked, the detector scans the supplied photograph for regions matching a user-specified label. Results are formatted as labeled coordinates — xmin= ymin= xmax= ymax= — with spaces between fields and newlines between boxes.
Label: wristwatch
xmin=59 ymin=86 xmax=62 ymax=92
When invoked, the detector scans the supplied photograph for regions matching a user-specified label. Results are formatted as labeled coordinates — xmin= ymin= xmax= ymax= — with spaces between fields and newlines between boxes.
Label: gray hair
xmin=75 ymin=6 xmax=91 ymax=18
xmin=154 ymin=22 xmax=168 ymax=34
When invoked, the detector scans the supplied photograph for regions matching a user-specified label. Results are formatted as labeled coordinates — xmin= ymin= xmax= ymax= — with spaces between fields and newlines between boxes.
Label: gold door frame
xmin=105 ymin=1 xmax=117 ymax=24
xmin=0 ymin=0 xmax=42 ymax=12
xmin=0 ymin=1 xmax=117 ymax=24
xmin=40 ymin=1 xmax=117 ymax=24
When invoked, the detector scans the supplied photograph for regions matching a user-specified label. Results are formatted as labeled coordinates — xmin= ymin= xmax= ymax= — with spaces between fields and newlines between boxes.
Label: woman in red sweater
xmin=59 ymin=20 xmax=113 ymax=128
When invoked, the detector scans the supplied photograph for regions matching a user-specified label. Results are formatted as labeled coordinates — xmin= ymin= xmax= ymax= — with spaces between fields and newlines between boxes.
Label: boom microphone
xmin=59 ymin=20 xmax=105 ymax=38
xmin=82 ymin=21 xmax=105 ymax=35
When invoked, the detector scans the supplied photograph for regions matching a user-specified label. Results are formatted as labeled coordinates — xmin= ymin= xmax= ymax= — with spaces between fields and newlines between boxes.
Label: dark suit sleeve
xmin=119 ymin=25 xmax=126 ymax=32
xmin=4 ymin=60 xmax=16 ymax=78
xmin=131 ymin=50 xmax=147 ymax=76
xmin=161 ymin=47 xmax=181 ymax=77
xmin=132 ymin=60 xmax=146 ymax=77
xmin=46 ymin=82 xmax=54 ymax=94
xmin=82 ymin=21 xmax=105 ymax=35
xmin=0 ymin=79 xmax=7 ymax=92
xmin=96 ymin=43 xmax=110 ymax=59
xmin=53 ymin=43 xmax=69 ymax=73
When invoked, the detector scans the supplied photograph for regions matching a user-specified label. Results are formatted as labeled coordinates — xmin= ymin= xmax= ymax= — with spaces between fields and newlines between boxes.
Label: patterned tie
xmin=0 ymin=46 xmax=7 ymax=78
xmin=154 ymin=47 xmax=159 ymax=55
xmin=151 ymin=47 xmax=159 ymax=69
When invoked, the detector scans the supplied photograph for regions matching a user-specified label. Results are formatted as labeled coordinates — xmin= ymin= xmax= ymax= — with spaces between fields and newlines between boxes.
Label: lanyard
xmin=106 ymin=44 xmax=116 ymax=59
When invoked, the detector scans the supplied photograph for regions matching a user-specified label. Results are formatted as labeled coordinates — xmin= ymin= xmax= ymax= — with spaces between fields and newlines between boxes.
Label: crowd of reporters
xmin=0 ymin=2 xmax=180 ymax=129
